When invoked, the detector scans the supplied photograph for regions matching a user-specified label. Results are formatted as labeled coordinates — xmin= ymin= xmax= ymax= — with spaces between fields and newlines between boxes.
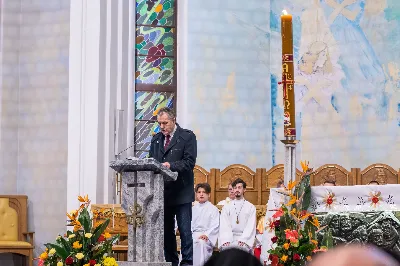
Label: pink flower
xmin=38 ymin=259 xmax=44 ymax=266
xmin=285 ymin=230 xmax=299 ymax=242
xmin=272 ymin=208 xmax=284 ymax=219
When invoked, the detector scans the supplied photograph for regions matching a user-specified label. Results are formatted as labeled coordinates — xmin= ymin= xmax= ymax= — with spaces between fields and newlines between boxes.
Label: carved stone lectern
xmin=110 ymin=157 xmax=178 ymax=266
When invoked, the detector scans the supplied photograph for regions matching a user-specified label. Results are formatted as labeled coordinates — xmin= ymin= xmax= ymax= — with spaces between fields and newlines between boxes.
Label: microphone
xmin=115 ymin=132 xmax=159 ymax=159
xmin=116 ymin=142 xmax=136 ymax=159
xmin=115 ymin=141 xmax=137 ymax=160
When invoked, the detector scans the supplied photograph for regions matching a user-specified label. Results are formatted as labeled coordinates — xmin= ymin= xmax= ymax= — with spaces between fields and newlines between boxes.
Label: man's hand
xmin=162 ymin=162 xmax=170 ymax=169
xmin=199 ymin=235 xmax=208 ymax=241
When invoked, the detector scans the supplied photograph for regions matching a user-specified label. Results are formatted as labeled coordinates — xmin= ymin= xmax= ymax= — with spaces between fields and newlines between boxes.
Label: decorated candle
xmin=280 ymin=10 xmax=296 ymax=139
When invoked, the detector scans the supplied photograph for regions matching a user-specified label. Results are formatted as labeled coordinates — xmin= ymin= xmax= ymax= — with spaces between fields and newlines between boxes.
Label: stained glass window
xmin=134 ymin=120 xmax=160 ymax=151
xmin=136 ymin=0 xmax=175 ymax=26
xmin=134 ymin=0 xmax=177 ymax=157
xmin=136 ymin=27 xmax=174 ymax=56
xmin=135 ymin=91 xmax=175 ymax=120
xmin=135 ymin=56 xmax=174 ymax=85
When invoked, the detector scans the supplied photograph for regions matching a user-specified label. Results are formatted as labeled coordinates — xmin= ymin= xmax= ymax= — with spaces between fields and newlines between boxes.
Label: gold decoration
xmin=126 ymin=203 xmax=145 ymax=228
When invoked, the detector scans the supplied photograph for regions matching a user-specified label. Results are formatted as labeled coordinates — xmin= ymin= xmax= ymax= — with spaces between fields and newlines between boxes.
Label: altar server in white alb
xmin=218 ymin=178 xmax=256 ymax=253
xmin=217 ymin=182 xmax=235 ymax=206
xmin=192 ymin=183 xmax=220 ymax=266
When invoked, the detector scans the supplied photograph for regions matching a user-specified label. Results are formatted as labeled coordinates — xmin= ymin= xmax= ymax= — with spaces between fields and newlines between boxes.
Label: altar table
xmin=260 ymin=184 xmax=400 ymax=263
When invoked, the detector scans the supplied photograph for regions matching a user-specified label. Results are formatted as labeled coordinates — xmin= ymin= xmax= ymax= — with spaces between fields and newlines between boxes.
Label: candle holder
xmin=280 ymin=10 xmax=298 ymax=185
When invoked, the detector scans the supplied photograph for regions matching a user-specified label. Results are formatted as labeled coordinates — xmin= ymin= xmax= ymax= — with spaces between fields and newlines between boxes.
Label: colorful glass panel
xmin=136 ymin=0 xmax=175 ymax=26
xmin=135 ymin=91 xmax=174 ymax=120
xmin=134 ymin=150 xmax=149 ymax=159
xmin=134 ymin=121 xmax=160 ymax=151
xmin=135 ymin=56 xmax=174 ymax=85
xmin=136 ymin=26 xmax=174 ymax=56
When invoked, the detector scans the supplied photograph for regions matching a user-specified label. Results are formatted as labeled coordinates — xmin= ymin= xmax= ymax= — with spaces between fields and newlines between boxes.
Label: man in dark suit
xmin=149 ymin=107 xmax=197 ymax=266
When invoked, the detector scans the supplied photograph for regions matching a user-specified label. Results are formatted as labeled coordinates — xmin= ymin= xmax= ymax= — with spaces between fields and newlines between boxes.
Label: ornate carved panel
xmin=317 ymin=211 xmax=400 ymax=256
xmin=312 ymin=164 xmax=351 ymax=186
xmin=218 ymin=164 xmax=256 ymax=189
xmin=193 ymin=165 xmax=210 ymax=186
xmin=92 ymin=204 xmax=127 ymax=235
xmin=263 ymin=164 xmax=303 ymax=189
xmin=265 ymin=165 xmax=284 ymax=189
xmin=360 ymin=164 xmax=398 ymax=185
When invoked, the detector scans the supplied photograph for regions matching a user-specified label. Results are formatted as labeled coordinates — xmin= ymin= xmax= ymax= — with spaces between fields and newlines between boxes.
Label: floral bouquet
xmin=38 ymin=195 xmax=120 ymax=266
xmin=267 ymin=161 xmax=333 ymax=266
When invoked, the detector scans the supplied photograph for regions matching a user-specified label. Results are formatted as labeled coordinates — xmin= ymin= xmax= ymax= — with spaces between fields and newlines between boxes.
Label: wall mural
xmin=183 ymin=0 xmax=400 ymax=170
xmin=270 ymin=0 xmax=400 ymax=169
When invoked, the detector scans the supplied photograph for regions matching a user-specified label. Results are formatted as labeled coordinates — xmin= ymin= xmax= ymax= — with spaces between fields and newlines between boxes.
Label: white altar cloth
xmin=260 ymin=184 xmax=400 ymax=263
xmin=268 ymin=184 xmax=400 ymax=214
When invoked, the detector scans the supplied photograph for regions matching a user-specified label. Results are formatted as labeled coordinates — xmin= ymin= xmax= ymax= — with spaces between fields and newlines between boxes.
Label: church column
xmin=67 ymin=0 xmax=102 ymax=211
xmin=177 ymin=0 xmax=188 ymax=128
xmin=67 ymin=0 xmax=134 ymax=211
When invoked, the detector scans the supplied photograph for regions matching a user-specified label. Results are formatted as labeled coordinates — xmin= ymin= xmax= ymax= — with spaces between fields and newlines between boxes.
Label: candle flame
xmin=282 ymin=10 xmax=288 ymax=15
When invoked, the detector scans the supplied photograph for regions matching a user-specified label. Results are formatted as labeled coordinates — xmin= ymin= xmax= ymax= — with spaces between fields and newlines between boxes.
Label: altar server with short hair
xmin=192 ymin=183 xmax=220 ymax=266
xmin=218 ymin=178 xmax=256 ymax=253
xmin=217 ymin=182 xmax=235 ymax=206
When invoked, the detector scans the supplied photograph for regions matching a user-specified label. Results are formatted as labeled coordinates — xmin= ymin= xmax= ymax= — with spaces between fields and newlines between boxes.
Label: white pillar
xmin=67 ymin=0 xmax=101 ymax=211
xmin=177 ymin=0 xmax=188 ymax=128
xmin=282 ymin=140 xmax=298 ymax=185
xmin=67 ymin=0 xmax=133 ymax=210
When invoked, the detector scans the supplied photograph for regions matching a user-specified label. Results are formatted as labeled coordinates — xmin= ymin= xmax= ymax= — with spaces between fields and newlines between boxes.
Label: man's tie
xmin=164 ymin=135 xmax=171 ymax=150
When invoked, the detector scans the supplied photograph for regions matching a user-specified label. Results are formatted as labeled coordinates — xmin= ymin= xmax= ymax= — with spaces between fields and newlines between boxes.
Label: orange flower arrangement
xmin=267 ymin=161 xmax=333 ymax=266
xmin=37 ymin=195 xmax=119 ymax=266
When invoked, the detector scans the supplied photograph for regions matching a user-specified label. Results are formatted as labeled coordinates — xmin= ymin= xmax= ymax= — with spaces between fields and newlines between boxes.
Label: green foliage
xmin=322 ymin=229 xmax=334 ymax=249
xmin=295 ymin=174 xmax=311 ymax=211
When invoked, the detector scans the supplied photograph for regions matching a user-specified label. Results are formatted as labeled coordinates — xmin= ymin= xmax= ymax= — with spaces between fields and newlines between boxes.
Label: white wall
xmin=0 ymin=0 xmax=71 ymax=263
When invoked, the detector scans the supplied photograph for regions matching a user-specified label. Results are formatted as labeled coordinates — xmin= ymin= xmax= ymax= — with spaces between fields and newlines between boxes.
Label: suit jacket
xmin=149 ymin=124 xmax=197 ymax=206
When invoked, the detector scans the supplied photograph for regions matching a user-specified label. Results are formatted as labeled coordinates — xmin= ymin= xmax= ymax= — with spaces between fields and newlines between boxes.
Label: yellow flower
xmin=287 ymin=196 xmax=297 ymax=206
xmin=310 ymin=217 xmax=320 ymax=227
xmin=85 ymin=233 xmax=93 ymax=238
xmin=103 ymin=257 xmax=118 ymax=266
xmin=68 ymin=234 xmax=76 ymax=239
xmin=281 ymin=255 xmax=288 ymax=262
xmin=48 ymin=248 xmax=56 ymax=256
xmin=301 ymin=160 xmax=309 ymax=172
xmin=78 ymin=194 xmax=90 ymax=203
xmin=300 ymin=212 xmax=312 ymax=220
xmin=75 ymin=253 xmax=84 ymax=260
xmin=311 ymin=239 xmax=318 ymax=246
xmin=94 ymin=221 xmax=104 ymax=228
xmin=39 ymin=251 xmax=48 ymax=260
xmin=66 ymin=209 xmax=79 ymax=221
xmin=83 ymin=264 xmax=90 ymax=266
xmin=287 ymin=180 xmax=297 ymax=190
xmin=104 ymin=232 xmax=112 ymax=239
xmin=56 ymin=235 xmax=61 ymax=240
xmin=57 ymin=262 xmax=63 ymax=266
xmin=306 ymin=256 xmax=312 ymax=261
xmin=72 ymin=220 xmax=82 ymax=232
xmin=283 ymin=243 xmax=290 ymax=250
xmin=290 ymin=208 xmax=297 ymax=216
xmin=94 ymin=264 xmax=101 ymax=266
xmin=72 ymin=241 xmax=82 ymax=249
